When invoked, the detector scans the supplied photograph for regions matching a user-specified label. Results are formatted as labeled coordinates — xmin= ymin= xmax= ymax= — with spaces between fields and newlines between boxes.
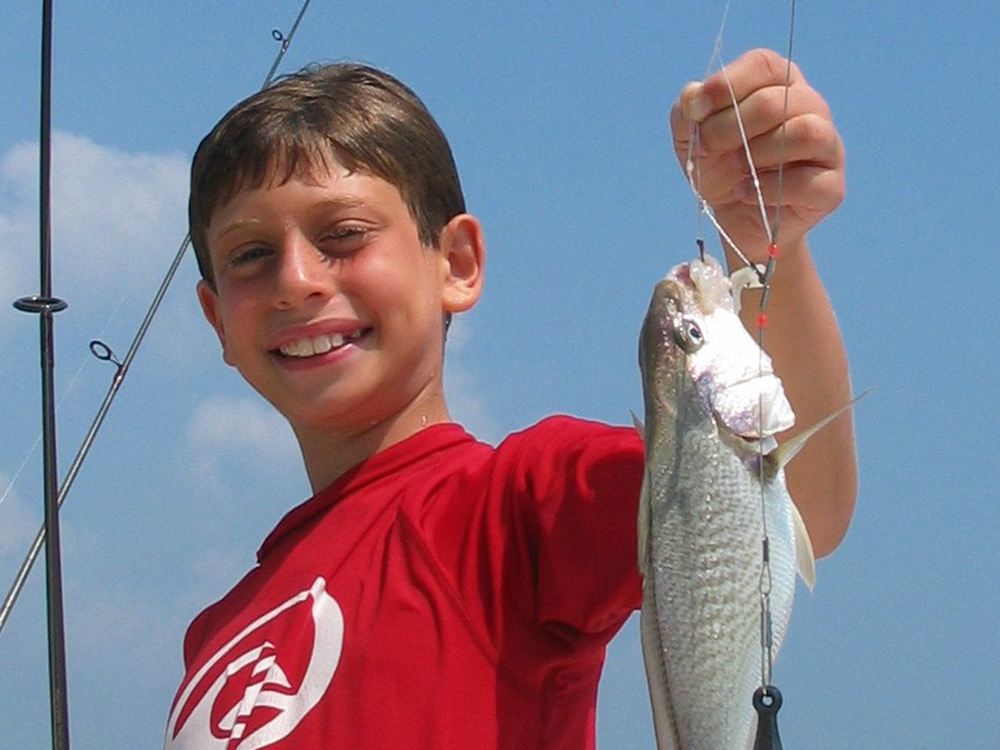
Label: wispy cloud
xmin=0 ymin=474 xmax=36 ymax=560
xmin=186 ymin=394 xmax=298 ymax=454
xmin=444 ymin=316 xmax=503 ymax=444
xmin=0 ymin=132 xmax=189 ymax=341
xmin=185 ymin=394 xmax=300 ymax=494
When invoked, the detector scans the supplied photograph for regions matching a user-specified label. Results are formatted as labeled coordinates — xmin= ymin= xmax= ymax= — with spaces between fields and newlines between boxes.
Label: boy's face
xmin=196 ymin=162 xmax=481 ymax=439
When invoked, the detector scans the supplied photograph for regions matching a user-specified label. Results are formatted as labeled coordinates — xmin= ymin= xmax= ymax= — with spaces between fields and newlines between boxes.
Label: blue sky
xmin=1 ymin=1 xmax=998 ymax=748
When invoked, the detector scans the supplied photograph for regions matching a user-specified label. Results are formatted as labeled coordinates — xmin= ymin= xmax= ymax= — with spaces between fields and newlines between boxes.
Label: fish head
xmin=640 ymin=253 xmax=795 ymax=441
xmin=638 ymin=275 xmax=696 ymax=409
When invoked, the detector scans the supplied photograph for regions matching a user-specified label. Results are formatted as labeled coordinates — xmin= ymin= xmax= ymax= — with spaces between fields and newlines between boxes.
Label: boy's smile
xmin=276 ymin=329 xmax=368 ymax=359
xmin=196 ymin=162 xmax=483 ymax=479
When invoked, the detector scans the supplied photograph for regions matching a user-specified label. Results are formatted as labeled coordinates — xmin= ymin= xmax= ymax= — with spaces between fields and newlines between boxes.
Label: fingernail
xmin=689 ymin=93 xmax=712 ymax=123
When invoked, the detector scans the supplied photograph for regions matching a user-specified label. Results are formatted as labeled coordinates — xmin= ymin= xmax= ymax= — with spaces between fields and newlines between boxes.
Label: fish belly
xmin=641 ymin=400 xmax=796 ymax=750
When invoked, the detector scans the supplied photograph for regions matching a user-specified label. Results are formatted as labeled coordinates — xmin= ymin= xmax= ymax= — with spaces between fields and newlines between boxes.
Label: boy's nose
xmin=274 ymin=234 xmax=333 ymax=308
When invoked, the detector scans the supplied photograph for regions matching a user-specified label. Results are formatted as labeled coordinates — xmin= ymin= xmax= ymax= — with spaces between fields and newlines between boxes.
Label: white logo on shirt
xmin=165 ymin=577 xmax=344 ymax=750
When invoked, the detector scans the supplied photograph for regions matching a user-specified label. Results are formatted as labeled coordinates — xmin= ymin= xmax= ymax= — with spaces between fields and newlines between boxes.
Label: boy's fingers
xmin=700 ymin=48 xmax=803 ymax=117
xmin=730 ymin=112 xmax=844 ymax=174
xmin=674 ymin=81 xmax=709 ymax=124
xmin=736 ymin=166 xmax=845 ymax=218
xmin=672 ymin=113 xmax=843 ymax=207
xmin=694 ymin=83 xmax=830 ymax=154
xmin=670 ymin=83 xmax=703 ymax=153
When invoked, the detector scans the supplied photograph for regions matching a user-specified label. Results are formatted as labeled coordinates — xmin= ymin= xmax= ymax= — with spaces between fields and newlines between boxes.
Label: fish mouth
xmin=274 ymin=328 xmax=371 ymax=358
xmin=707 ymin=371 xmax=794 ymax=439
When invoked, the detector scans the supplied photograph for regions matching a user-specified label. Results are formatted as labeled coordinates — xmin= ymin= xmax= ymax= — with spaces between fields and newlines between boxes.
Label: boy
xmin=165 ymin=48 xmax=855 ymax=749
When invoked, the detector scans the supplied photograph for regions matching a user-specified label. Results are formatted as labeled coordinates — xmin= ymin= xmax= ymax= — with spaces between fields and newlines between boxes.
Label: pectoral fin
xmin=791 ymin=501 xmax=816 ymax=591
xmin=764 ymin=392 xmax=869 ymax=590
xmin=630 ymin=410 xmax=644 ymax=437
xmin=768 ymin=390 xmax=870 ymax=475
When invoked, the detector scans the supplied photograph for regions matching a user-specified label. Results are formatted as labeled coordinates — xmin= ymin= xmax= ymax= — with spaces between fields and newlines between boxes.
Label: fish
xmin=636 ymin=252 xmax=819 ymax=750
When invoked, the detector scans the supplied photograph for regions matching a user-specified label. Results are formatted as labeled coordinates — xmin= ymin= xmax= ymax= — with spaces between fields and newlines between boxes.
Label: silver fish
xmin=636 ymin=253 xmax=816 ymax=750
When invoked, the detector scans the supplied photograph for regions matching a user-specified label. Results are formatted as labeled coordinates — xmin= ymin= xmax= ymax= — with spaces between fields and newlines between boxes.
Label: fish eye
xmin=671 ymin=317 xmax=704 ymax=353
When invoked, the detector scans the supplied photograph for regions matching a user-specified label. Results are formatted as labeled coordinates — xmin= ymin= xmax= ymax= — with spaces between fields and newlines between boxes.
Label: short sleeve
xmin=501 ymin=416 xmax=644 ymax=639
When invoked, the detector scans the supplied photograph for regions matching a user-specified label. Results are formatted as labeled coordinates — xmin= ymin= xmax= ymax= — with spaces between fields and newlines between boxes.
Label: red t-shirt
xmin=165 ymin=415 xmax=643 ymax=750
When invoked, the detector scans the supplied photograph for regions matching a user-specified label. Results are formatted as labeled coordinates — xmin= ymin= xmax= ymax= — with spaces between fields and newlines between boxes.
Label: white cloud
xmin=444 ymin=316 xmax=502 ymax=444
xmin=187 ymin=395 xmax=297 ymax=454
xmin=0 ymin=474 xmax=36 ymax=559
xmin=0 ymin=132 xmax=190 ymax=341
xmin=0 ymin=216 xmax=21 ymax=319
xmin=185 ymin=395 xmax=300 ymax=493
xmin=444 ymin=365 xmax=502 ymax=445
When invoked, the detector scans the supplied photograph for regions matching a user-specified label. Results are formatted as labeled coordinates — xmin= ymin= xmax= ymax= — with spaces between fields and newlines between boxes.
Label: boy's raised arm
xmin=669 ymin=48 xmax=857 ymax=557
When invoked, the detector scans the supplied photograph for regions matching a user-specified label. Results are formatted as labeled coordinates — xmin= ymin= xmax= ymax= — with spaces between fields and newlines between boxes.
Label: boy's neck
xmin=294 ymin=396 xmax=453 ymax=493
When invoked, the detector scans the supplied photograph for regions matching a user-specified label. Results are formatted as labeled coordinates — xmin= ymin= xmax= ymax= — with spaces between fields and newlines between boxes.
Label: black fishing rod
xmin=0 ymin=0 xmax=313 ymax=641
xmin=4 ymin=2 xmax=313 ymax=745
xmin=13 ymin=1 xmax=71 ymax=747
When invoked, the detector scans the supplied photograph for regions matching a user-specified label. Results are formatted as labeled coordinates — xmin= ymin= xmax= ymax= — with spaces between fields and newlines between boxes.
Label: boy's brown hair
xmin=189 ymin=63 xmax=467 ymax=288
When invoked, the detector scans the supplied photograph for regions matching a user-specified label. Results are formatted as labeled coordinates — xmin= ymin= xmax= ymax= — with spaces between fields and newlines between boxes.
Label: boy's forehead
xmin=210 ymin=158 xmax=360 ymax=221
xmin=207 ymin=159 xmax=407 ymax=234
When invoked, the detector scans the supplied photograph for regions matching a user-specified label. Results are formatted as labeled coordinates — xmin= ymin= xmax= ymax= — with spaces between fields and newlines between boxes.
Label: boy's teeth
xmin=279 ymin=332 xmax=353 ymax=357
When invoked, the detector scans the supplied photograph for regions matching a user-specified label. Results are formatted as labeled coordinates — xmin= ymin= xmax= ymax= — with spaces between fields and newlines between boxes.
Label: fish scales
xmin=637 ymin=254 xmax=809 ymax=750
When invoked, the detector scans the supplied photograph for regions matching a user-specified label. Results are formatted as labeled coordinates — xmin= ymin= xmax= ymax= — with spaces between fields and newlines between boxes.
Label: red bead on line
xmin=767 ymin=243 xmax=779 ymax=258
xmin=757 ymin=313 xmax=768 ymax=328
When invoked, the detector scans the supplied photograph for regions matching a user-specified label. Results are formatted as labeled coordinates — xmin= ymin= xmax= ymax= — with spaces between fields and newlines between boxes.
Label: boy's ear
xmin=438 ymin=213 xmax=485 ymax=314
xmin=196 ymin=280 xmax=234 ymax=366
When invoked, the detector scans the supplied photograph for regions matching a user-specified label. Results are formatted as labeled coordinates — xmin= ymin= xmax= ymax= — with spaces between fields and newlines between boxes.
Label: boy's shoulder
xmin=493 ymin=414 xmax=643 ymax=473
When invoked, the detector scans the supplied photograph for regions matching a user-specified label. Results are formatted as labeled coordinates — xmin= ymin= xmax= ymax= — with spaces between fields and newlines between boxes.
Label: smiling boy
xmin=166 ymin=51 xmax=856 ymax=749
xmin=197 ymin=167 xmax=483 ymax=490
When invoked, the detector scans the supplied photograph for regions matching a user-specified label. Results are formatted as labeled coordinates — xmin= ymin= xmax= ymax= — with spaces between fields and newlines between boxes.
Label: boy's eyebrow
xmin=309 ymin=196 xmax=372 ymax=213
xmin=215 ymin=217 xmax=263 ymax=243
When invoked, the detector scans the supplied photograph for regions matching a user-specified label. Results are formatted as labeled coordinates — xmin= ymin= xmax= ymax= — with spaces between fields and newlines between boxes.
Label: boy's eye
xmin=318 ymin=226 xmax=371 ymax=255
xmin=226 ymin=244 xmax=272 ymax=269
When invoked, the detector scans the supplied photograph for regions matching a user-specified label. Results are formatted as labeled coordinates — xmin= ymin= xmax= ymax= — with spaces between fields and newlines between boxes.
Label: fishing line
xmin=753 ymin=0 xmax=798 ymax=678
xmin=705 ymin=0 xmax=734 ymax=79
xmin=749 ymin=3 xmax=797 ymax=749
xmin=721 ymin=67 xmax=774 ymax=248
xmin=692 ymin=1 xmax=798 ymax=747
xmin=0 ymin=290 xmax=132 ymax=515
xmin=0 ymin=351 xmax=95 ymax=511
xmin=701 ymin=4 xmax=798 ymax=697
xmin=0 ymin=0 xmax=315 ymax=646
xmin=770 ymin=0 xmax=796 ymax=251
xmin=683 ymin=4 xmax=760 ymax=274
xmin=685 ymin=122 xmax=756 ymax=271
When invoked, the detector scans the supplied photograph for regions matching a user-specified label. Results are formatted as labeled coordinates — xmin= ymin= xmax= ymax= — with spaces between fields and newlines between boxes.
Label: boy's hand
xmin=670 ymin=48 xmax=845 ymax=263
